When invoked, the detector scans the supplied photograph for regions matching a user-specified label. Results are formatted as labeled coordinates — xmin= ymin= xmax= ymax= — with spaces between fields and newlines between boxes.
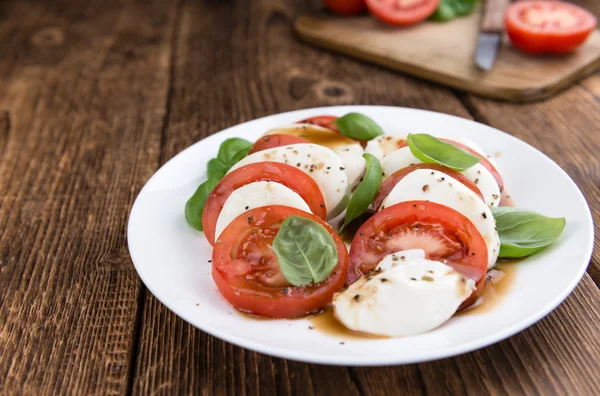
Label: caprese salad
xmin=185 ymin=113 xmax=566 ymax=337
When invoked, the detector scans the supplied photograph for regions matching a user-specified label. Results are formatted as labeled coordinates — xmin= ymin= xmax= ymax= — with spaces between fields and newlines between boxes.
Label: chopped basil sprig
xmin=335 ymin=113 xmax=384 ymax=141
xmin=185 ymin=138 xmax=253 ymax=231
xmin=273 ymin=216 xmax=338 ymax=286
xmin=492 ymin=207 xmax=566 ymax=258
xmin=341 ymin=154 xmax=382 ymax=232
xmin=407 ymin=133 xmax=480 ymax=171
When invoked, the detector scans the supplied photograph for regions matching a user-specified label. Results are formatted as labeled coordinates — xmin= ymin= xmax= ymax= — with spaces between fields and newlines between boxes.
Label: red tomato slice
xmin=202 ymin=162 xmax=327 ymax=246
xmin=249 ymin=134 xmax=310 ymax=154
xmin=505 ymin=1 xmax=597 ymax=54
xmin=324 ymin=0 xmax=366 ymax=15
xmin=366 ymin=0 xmax=440 ymax=26
xmin=296 ymin=115 xmax=339 ymax=132
xmin=212 ymin=206 xmax=349 ymax=318
xmin=348 ymin=201 xmax=488 ymax=309
xmin=396 ymin=138 xmax=505 ymax=192
xmin=373 ymin=164 xmax=485 ymax=211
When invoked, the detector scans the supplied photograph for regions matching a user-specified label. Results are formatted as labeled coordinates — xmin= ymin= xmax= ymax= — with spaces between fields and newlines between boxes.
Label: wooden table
xmin=1 ymin=0 xmax=599 ymax=394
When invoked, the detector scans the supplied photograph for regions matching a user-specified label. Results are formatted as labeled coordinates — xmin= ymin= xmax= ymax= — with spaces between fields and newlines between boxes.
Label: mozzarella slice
xmin=229 ymin=143 xmax=349 ymax=219
xmin=450 ymin=137 xmax=499 ymax=169
xmin=266 ymin=124 xmax=366 ymax=189
xmin=333 ymin=249 xmax=476 ymax=337
xmin=381 ymin=169 xmax=500 ymax=269
xmin=381 ymin=147 xmax=501 ymax=207
xmin=214 ymin=181 xmax=311 ymax=239
xmin=364 ymin=134 xmax=407 ymax=161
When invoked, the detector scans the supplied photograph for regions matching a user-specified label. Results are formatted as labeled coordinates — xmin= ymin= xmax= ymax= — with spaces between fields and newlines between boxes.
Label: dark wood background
xmin=0 ymin=0 xmax=599 ymax=394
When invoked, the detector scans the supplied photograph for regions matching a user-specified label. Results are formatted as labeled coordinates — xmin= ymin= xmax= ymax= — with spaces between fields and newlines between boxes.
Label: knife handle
xmin=481 ymin=0 xmax=511 ymax=33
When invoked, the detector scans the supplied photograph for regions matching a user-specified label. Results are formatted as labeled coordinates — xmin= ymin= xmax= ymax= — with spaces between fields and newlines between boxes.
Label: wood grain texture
xmin=131 ymin=0 xmax=600 ymax=395
xmin=295 ymin=12 xmax=600 ymax=101
xmin=0 ymin=0 xmax=175 ymax=394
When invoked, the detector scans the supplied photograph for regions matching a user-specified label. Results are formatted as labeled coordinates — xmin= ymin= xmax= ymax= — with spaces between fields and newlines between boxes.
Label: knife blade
xmin=475 ymin=0 xmax=510 ymax=71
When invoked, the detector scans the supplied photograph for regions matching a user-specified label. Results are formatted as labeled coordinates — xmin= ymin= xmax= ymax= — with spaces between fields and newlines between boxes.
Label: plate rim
xmin=127 ymin=105 xmax=595 ymax=366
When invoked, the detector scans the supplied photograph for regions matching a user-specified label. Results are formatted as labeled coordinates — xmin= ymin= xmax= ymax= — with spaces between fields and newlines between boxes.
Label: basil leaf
xmin=335 ymin=113 xmax=384 ymax=141
xmin=185 ymin=138 xmax=252 ymax=230
xmin=492 ymin=207 xmax=566 ymax=258
xmin=185 ymin=178 xmax=220 ymax=231
xmin=341 ymin=154 xmax=382 ymax=232
xmin=430 ymin=0 xmax=478 ymax=22
xmin=273 ymin=216 xmax=338 ymax=286
xmin=407 ymin=133 xmax=480 ymax=171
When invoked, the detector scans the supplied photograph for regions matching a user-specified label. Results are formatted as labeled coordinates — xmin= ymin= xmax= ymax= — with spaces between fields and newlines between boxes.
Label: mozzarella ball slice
xmin=381 ymin=169 xmax=500 ymax=269
xmin=333 ymin=249 xmax=476 ymax=337
xmin=381 ymin=147 xmax=501 ymax=207
xmin=450 ymin=137 xmax=499 ymax=169
xmin=364 ymin=134 xmax=408 ymax=161
xmin=266 ymin=124 xmax=366 ymax=189
xmin=230 ymin=143 xmax=349 ymax=219
xmin=214 ymin=181 xmax=311 ymax=239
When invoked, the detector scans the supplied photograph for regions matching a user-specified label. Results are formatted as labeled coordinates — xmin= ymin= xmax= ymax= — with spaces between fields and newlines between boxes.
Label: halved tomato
xmin=373 ymin=163 xmax=484 ymax=211
xmin=505 ymin=1 xmax=597 ymax=54
xmin=202 ymin=162 xmax=327 ymax=245
xmin=249 ymin=134 xmax=310 ymax=154
xmin=366 ymin=0 xmax=440 ymax=26
xmin=296 ymin=115 xmax=339 ymax=132
xmin=212 ymin=206 xmax=349 ymax=318
xmin=348 ymin=200 xmax=488 ymax=308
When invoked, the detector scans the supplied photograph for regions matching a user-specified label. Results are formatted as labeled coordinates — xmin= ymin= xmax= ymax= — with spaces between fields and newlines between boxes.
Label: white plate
xmin=128 ymin=106 xmax=594 ymax=366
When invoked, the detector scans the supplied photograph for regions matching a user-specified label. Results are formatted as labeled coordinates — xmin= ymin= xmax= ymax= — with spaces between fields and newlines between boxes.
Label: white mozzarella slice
xmin=364 ymin=134 xmax=407 ymax=161
xmin=381 ymin=169 xmax=500 ymax=269
xmin=381 ymin=147 xmax=501 ymax=207
xmin=333 ymin=249 xmax=475 ymax=337
xmin=214 ymin=181 xmax=311 ymax=239
xmin=229 ymin=143 xmax=349 ymax=219
xmin=266 ymin=124 xmax=366 ymax=189
xmin=449 ymin=137 xmax=499 ymax=169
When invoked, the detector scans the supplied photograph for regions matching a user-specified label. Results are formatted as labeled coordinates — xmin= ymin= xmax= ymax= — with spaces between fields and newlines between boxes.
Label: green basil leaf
xmin=407 ymin=133 xmax=480 ymax=171
xmin=206 ymin=158 xmax=228 ymax=180
xmin=341 ymin=154 xmax=382 ymax=232
xmin=335 ymin=113 xmax=384 ymax=141
xmin=429 ymin=0 xmax=478 ymax=22
xmin=492 ymin=207 xmax=566 ymax=258
xmin=217 ymin=138 xmax=253 ymax=165
xmin=185 ymin=178 xmax=220 ymax=231
xmin=273 ymin=216 xmax=338 ymax=286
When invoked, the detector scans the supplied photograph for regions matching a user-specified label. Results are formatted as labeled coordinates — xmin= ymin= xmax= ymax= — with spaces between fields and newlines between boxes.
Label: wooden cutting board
xmin=295 ymin=12 xmax=600 ymax=101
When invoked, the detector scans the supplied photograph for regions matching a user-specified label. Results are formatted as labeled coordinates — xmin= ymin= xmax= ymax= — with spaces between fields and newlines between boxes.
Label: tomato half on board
xmin=505 ymin=1 xmax=597 ymax=54
xmin=248 ymin=134 xmax=310 ymax=154
xmin=202 ymin=162 xmax=327 ymax=246
xmin=323 ymin=0 xmax=366 ymax=15
xmin=348 ymin=200 xmax=488 ymax=308
xmin=296 ymin=115 xmax=339 ymax=132
xmin=366 ymin=0 xmax=440 ymax=26
xmin=212 ymin=206 xmax=349 ymax=318
xmin=373 ymin=163 xmax=485 ymax=211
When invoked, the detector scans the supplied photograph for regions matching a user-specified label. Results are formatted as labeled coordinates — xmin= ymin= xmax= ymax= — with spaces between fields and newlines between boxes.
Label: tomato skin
xmin=249 ymin=134 xmax=310 ymax=154
xmin=323 ymin=0 xmax=366 ymax=16
xmin=366 ymin=0 xmax=440 ymax=26
xmin=296 ymin=115 xmax=339 ymax=132
xmin=505 ymin=1 xmax=597 ymax=54
xmin=348 ymin=201 xmax=488 ymax=308
xmin=373 ymin=163 xmax=484 ymax=211
xmin=202 ymin=162 xmax=327 ymax=246
xmin=212 ymin=206 xmax=349 ymax=318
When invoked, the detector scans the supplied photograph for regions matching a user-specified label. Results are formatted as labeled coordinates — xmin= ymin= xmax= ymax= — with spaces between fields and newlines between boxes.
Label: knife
xmin=476 ymin=0 xmax=511 ymax=71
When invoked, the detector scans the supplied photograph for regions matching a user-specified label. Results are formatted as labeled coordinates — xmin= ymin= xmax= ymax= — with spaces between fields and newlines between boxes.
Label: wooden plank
xmin=132 ymin=0 xmax=600 ymax=395
xmin=0 ymin=0 xmax=175 ymax=393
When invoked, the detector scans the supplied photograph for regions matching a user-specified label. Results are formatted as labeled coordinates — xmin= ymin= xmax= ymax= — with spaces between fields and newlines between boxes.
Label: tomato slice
xmin=296 ymin=115 xmax=339 ymax=132
xmin=249 ymin=134 xmax=310 ymax=154
xmin=212 ymin=206 xmax=349 ymax=318
xmin=366 ymin=0 xmax=440 ymax=26
xmin=505 ymin=1 xmax=597 ymax=54
xmin=202 ymin=162 xmax=327 ymax=246
xmin=396 ymin=138 xmax=505 ymax=192
xmin=348 ymin=201 xmax=488 ymax=308
xmin=373 ymin=164 xmax=484 ymax=211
